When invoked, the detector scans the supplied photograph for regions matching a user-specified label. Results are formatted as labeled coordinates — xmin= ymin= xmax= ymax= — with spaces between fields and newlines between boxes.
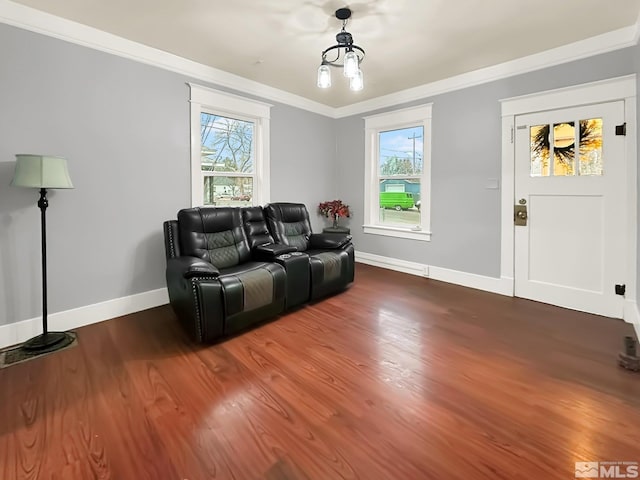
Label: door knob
xmin=514 ymin=204 xmax=528 ymax=226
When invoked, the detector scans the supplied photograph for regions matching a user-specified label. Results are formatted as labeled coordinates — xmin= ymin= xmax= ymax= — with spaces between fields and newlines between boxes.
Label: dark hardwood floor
xmin=1 ymin=263 xmax=638 ymax=479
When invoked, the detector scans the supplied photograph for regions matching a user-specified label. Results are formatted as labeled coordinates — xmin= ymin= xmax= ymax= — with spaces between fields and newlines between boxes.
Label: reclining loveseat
xmin=163 ymin=203 xmax=354 ymax=343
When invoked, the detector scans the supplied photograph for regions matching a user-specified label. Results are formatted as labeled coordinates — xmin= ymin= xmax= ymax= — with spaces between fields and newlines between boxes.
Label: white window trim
xmin=363 ymin=103 xmax=433 ymax=241
xmin=188 ymin=83 xmax=272 ymax=207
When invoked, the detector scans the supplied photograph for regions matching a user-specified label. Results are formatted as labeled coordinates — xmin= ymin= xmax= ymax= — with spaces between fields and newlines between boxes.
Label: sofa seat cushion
xmin=218 ymin=262 xmax=286 ymax=318
xmin=307 ymin=249 xmax=351 ymax=287
xmin=310 ymin=251 xmax=342 ymax=282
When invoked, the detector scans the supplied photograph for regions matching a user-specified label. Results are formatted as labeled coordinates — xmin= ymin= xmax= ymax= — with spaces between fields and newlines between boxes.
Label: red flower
xmin=318 ymin=200 xmax=350 ymax=218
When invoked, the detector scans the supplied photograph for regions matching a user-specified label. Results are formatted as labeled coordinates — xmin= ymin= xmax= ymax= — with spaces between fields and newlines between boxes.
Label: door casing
xmin=499 ymin=75 xmax=637 ymax=321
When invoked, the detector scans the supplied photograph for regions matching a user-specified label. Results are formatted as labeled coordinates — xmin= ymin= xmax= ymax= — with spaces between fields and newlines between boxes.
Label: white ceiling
xmin=10 ymin=0 xmax=640 ymax=108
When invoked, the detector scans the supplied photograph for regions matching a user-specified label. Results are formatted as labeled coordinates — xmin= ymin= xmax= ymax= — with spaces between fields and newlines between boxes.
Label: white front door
xmin=514 ymin=101 xmax=626 ymax=318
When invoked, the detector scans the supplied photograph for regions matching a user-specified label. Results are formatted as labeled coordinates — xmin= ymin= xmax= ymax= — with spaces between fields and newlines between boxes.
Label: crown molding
xmin=0 ymin=0 xmax=335 ymax=117
xmin=634 ymin=8 xmax=640 ymax=45
xmin=1 ymin=0 xmax=639 ymax=120
xmin=334 ymin=25 xmax=639 ymax=118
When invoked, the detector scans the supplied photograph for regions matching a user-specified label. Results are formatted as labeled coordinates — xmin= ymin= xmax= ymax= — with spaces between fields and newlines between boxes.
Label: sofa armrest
xmin=167 ymin=256 xmax=220 ymax=279
xmin=253 ymin=243 xmax=297 ymax=260
xmin=308 ymin=233 xmax=352 ymax=250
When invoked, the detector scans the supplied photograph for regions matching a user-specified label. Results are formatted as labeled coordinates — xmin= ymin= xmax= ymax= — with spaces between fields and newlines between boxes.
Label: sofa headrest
xmin=177 ymin=207 xmax=250 ymax=268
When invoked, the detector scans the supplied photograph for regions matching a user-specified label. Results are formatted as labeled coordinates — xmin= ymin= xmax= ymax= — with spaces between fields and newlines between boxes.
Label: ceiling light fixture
xmin=317 ymin=8 xmax=365 ymax=92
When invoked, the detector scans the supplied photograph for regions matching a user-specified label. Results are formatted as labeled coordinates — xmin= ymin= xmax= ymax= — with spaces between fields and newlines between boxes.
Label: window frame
xmin=363 ymin=103 xmax=433 ymax=241
xmin=189 ymin=83 xmax=272 ymax=207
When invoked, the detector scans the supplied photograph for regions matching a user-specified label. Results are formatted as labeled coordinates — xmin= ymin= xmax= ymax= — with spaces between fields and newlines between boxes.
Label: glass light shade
xmin=349 ymin=69 xmax=364 ymax=91
xmin=11 ymin=154 xmax=74 ymax=189
xmin=343 ymin=51 xmax=359 ymax=78
xmin=317 ymin=64 xmax=331 ymax=88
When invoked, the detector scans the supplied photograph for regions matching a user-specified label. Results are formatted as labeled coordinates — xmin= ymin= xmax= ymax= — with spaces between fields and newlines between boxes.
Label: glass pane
xmin=553 ymin=122 xmax=575 ymax=176
xmin=200 ymin=113 xmax=254 ymax=173
xmin=378 ymin=179 xmax=421 ymax=226
xmin=579 ymin=118 xmax=603 ymax=176
xmin=530 ymin=124 xmax=549 ymax=177
xmin=203 ymin=176 xmax=253 ymax=206
xmin=379 ymin=126 xmax=424 ymax=175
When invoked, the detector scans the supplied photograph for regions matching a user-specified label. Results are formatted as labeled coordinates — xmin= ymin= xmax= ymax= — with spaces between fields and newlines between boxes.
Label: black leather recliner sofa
xmin=164 ymin=203 xmax=353 ymax=343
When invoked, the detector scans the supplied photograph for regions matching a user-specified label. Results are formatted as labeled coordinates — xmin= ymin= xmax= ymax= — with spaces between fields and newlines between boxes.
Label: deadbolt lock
xmin=514 ymin=204 xmax=528 ymax=226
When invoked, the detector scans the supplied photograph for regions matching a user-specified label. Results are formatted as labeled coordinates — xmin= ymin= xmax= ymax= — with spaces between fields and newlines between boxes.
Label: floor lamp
xmin=11 ymin=154 xmax=75 ymax=352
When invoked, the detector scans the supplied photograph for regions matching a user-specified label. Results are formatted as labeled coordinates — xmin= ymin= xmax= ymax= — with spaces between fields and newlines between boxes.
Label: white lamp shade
xmin=317 ymin=64 xmax=331 ymax=88
xmin=349 ymin=69 xmax=364 ymax=91
xmin=11 ymin=154 xmax=74 ymax=189
xmin=343 ymin=51 xmax=359 ymax=78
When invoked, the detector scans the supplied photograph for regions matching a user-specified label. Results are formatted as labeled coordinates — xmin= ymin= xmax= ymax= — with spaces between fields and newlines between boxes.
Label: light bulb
xmin=317 ymin=64 xmax=331 ymax=88
xmin=343 ymin=51 xmax=359 ymax=78
xmin=349 ymin=69 xmax=363 ymax=91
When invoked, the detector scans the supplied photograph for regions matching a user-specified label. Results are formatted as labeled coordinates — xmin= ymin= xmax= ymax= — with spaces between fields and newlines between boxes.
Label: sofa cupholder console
xmin=275 ymin=251 xmax=310 ymax=308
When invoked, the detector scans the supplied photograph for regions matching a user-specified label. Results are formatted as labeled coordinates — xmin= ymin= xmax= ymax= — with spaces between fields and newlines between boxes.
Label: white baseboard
xmin=0 ymin=288 xmax=169 ymax=349
xmin=429 ymin=266 xmax=513 ymax=296
xmin=355 ymin=251 xmax=513 ymax=296
xmin=355 ymin=251 xmax=427 ymax=277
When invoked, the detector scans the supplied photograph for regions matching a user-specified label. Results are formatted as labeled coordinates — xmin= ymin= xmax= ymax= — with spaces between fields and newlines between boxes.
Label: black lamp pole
xmin=21 ymin=187 xmax=73 ymax=352
xmin=39 ymin=188 xmax=49 ymax=336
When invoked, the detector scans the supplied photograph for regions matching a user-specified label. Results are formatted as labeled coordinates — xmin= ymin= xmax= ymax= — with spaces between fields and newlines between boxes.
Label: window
xmin=189 ymin=84 xmax=271 ymax=207
xmin=363 ymin=104 xmax=432 ymax=241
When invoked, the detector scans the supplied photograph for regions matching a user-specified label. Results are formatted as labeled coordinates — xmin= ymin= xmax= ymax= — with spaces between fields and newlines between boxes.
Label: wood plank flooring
xmin=1 ymin=263 xmax=639 ymax=479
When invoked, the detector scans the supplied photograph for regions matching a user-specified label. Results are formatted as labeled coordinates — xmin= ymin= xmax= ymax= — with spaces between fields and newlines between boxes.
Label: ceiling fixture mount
xmin=317 ymin=7 xmax=365 ymax=91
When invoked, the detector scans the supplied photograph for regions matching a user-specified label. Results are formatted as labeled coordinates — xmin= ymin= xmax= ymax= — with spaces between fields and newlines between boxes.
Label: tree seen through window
xmin=200 ymin=113 xmax=255 ymax=205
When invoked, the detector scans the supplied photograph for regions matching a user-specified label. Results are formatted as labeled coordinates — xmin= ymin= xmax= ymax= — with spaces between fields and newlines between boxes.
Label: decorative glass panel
xmin=203 ymin=177 xmax=253 ymax=206
xmin=579 ymin=118 xmax=603 ymax=176
xmin=552 ymin=122 xmax=575 ymax=176
xmin=200 ymin=113 xmax=254 ymax=173
xmin=530 ymin=125 xmax=549 ymax=177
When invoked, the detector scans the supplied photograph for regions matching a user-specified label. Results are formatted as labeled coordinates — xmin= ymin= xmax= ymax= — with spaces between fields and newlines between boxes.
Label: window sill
xmin=362 ymin=224 xmax=432 ymax=241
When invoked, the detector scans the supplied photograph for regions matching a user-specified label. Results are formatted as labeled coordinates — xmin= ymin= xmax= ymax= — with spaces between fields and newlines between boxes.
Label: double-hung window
xmin=189 ymin=84 xmax=271 ymax=207
xmin=363 ymin=104 xmax=432 ymax=241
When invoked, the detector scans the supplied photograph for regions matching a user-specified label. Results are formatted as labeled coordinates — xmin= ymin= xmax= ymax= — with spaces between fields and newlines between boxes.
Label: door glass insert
xmin=553 ymin=122 xmax=575 ymax=176
xmin=579 ymin=118 xmax=603 ymax=176
xmin=531 ymin=119 xmax=603 ymax=177
xmin=530 ymin=125 xmax=549 ymax=177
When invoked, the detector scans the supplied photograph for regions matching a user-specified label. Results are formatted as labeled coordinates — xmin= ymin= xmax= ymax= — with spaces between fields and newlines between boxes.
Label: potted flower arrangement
xmin=318 ymin=199 xmax=350 ymax=229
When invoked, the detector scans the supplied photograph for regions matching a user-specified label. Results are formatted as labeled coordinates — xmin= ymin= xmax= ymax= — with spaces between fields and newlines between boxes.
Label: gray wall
xmin=0 ymin=23 xmax=334 ymax=326
xmin=336 ymin=46 xmax=637 ymax=279
xmin=271 ymin=107 xmax=337 ymax=214
xmin=1 ymin=20 xmax=638 ymax=328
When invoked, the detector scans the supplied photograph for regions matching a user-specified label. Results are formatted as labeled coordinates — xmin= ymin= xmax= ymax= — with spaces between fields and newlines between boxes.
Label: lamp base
xmin=21 ymin=331 xmax=74 ymax=353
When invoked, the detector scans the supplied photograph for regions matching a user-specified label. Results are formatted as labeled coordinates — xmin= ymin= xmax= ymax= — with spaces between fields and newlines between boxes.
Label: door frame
xmin=499 ymin=74 xmax=637 ymax=321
